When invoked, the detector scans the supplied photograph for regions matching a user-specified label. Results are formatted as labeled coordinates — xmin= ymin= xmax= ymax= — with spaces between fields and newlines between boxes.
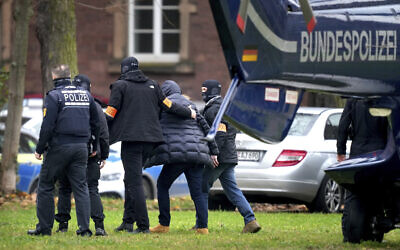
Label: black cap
xmin=73 ymin=74 xmax=91 ymax=92
xmin=121 ymin=57 xmax=139 ymax=74
xmin=201 ymin=80 xmax=221 ymax=102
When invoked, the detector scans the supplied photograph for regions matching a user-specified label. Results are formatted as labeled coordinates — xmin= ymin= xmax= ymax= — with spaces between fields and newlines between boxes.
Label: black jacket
xmin=106 ymin=70 xmax=192 ymax=144
xmin=337 ymin=98 xmax=388 ymax=157
xmin=145 ymin=81 xmax=219 ymax=168
xmin=202 ymin=96 xmax=238 ymax=164
xmin=36 ymin=79 xmax=100 ymax=154
xmin=94 ymin=99 xmax=109 ymax=160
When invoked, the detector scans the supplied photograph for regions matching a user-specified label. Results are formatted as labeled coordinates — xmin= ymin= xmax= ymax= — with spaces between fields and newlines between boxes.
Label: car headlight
xmin=100 ymin=173 xmax=121 ymax=181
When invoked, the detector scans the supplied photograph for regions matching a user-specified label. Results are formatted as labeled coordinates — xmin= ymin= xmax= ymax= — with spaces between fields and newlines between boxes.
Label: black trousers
xmin=121 ymin=141 xmax=154 ymax=229
xmin=55 ymin=157 xmax=105 ymax=228
xmin=36 ymin=143 xmax=89 ymax=233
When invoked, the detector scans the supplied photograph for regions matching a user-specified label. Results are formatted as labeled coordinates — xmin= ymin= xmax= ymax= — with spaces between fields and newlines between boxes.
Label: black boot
xmin=56 ymin=222 xmax=68 ymax=233
xmin=76 ymin=228 xmax=92 ymax=237
xmin=115 ymin=222 xmax=133 ymax=232
xmin=130 ymin=228 xmax=150 ymax=234
xmin=95 ymin=221 xmax=108 ymax=236
xmin=27 ymin=229 xmax=51 ymax=236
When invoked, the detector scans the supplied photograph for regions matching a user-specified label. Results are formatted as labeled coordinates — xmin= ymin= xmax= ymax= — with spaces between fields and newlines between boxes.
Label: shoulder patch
xmin=217 ymin=123 xmax=227 ymax=132
xmin=149 ymin=85 xmax=155 ymax=89
xmin=163 ymin=98 xmax=172 ymax=108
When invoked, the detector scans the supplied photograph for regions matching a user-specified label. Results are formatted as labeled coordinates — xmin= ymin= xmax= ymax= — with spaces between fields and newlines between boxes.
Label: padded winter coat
xmin=145 ymin=80 xmax=219 ymax=168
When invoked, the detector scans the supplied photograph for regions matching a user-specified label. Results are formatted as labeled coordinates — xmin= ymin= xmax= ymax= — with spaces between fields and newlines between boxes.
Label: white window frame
xmin=128 ymin=0 xmax=180 ymax=63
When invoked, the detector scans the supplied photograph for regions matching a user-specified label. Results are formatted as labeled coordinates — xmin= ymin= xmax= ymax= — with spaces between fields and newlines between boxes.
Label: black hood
xmin=124 ymin=70 xmax=148 ymax=83
xmin=161 ymin=80 xmax=181 ymax=97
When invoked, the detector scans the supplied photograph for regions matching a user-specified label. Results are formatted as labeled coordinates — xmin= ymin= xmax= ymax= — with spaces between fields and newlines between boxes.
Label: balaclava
xmin=201 ymin=80 xmax=221 ymax=102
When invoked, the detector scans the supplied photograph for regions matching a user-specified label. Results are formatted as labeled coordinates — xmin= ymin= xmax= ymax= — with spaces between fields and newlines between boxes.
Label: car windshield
xmin=287 ymin=113 xmax=318 ymax=136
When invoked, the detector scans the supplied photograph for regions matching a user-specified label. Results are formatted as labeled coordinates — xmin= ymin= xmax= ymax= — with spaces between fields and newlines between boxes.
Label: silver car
xmin=209 ymin=107 xmax=350 ymax=213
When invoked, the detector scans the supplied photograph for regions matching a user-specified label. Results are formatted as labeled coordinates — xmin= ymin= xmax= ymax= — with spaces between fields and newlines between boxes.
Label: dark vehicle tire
xmin=208 ymin=196 xmax=221 ymax=210
xmin=28 ymin=179 xmax=39 ymax=194
xmin=208 ymin=194 xmax=235 ymax=211
xmin=342 ymin=193 xmax=384 ymax=243
xmin=308 ymin=176 xmax=344 ymax=213
xmin=143 ymin=177 xmax=153 ymax=200
xmin=29 ymin=179 xmax=60 ymax=196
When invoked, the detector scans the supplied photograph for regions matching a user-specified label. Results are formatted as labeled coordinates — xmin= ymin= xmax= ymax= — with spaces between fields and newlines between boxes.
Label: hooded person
xmin=146 ymin=80 xmax=219 ymax=235
xmin=54 ymin=74 xmax=110 ymax=236
xmin=105 ymin=57 xmax=197 ymax=234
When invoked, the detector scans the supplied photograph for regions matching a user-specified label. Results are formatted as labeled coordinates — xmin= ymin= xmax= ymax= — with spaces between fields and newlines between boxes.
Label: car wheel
xmin=208 ymin=195 xmax=235 ymax=211
xmin=342 ymin=193 xmax=384 ymax=243
xmin=143 ymin=177 xmax=153 ymax=200
xmin=29 ymin=179 xmax=60 ymax=196
xmin=208 ymin=197 xmax=220 ymax=210
xmin=309 ymin=176 xmax=344 ymax=213
xmin=28 ymin=179 xmax=39 ymax=194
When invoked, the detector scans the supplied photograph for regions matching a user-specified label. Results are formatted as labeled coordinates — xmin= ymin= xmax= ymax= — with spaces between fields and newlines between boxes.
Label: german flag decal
xmin=242 ymin=46 xmax=258 ymax=62
xmin=105 ymin=106 xmax=117 ymax=118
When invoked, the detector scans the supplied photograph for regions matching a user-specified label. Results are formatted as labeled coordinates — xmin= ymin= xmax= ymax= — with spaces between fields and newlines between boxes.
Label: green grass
xmin=1 ymin=197 xmax=400 ymax=249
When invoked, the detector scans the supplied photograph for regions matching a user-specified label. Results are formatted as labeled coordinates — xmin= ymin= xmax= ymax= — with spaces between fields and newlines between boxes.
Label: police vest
xmin=52 ymin=85 xmax=91 ymax=138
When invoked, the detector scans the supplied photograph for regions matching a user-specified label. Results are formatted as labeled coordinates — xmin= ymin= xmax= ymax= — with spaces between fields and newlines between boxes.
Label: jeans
xmin=202 ymin=163 xmax=255 ymax=225
xmin=120 ymin=141 xmax=154 ymax=229
xmin=157 ymin=163 xmax=208 ymax=228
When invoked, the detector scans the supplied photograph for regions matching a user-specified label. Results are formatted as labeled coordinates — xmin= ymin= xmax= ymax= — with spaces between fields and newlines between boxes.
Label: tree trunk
xmin=0 ymin=1 xmax=3 ymax=67
xmin=36 ymin=0 xmax=78 ymax=96
xmin=0 ymin=0 xmax=32 ymax=194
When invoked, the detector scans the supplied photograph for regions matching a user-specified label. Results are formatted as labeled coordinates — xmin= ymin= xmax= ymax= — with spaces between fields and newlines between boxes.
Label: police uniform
xmin=29 ymin=78 xmax=100 ymax=236
xmin=105 ymin=57 xmax=192 ymax=233
xmin=55 ymin=75 xmax=109 ymax=235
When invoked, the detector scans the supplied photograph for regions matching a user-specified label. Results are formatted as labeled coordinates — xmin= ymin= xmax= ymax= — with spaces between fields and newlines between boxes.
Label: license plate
xmin=237 ymin=151 xmax=261 ymax=161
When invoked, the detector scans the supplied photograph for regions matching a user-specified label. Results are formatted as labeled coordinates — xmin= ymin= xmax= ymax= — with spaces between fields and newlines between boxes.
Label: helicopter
xmin=207 ymin=0 xmax=400 ymax=244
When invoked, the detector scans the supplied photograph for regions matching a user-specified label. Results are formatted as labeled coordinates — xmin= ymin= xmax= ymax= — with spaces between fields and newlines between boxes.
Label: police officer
xmin=199 ymin=80 xmax=261 ymax=233
xmin=28 ymin=65 xmax=100 ymax=236
xmin=55 ymin=74 xmax=109 ymax=236
xmin=105 ymin=57 xmax=196 ymax=234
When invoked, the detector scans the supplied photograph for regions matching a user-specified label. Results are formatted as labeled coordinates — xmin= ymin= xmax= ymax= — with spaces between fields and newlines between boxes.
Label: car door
xmin=16 ymin=133 xmax=42 ymax=193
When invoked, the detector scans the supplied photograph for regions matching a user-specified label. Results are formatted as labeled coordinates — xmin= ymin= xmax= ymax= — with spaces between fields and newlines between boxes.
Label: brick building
xmin=1 ymin=0 xmax=230 ymax=102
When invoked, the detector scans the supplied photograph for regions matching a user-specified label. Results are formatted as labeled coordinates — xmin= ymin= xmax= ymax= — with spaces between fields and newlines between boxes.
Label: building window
xmin=129 ymin=0 xmax=180 ymax=63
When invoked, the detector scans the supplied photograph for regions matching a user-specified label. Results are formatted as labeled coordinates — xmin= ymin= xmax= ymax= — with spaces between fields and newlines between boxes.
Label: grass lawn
xmin=1 ymin=197 xmax=400 ymax=249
